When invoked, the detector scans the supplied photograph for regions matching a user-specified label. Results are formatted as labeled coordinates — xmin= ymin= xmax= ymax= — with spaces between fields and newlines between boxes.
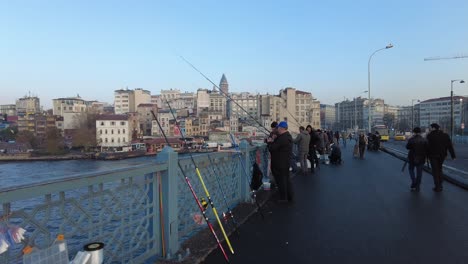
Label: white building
xmin=52 ymin=96 xmax=88 ymax=116
xmin=230 ymin=93 xmax=258 ymax=120
xmin=114 ymin=88 xmax=151 ymax=114
xmin=96 ymin=114 xmax=131 ymax=150
xmin=419 ymin=96 xmax=466 ymax=131
xmin=16 ymin=96 xmax=41 ymax=116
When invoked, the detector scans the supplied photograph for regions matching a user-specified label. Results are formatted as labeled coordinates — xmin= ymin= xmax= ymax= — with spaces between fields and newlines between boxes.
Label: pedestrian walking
xmin=426 ymin=123 xmax=456 ymax=192
xmin=266 ymin=121 xmax=279 ymax=186
xmin=294 ymin=126 xmax=310 ymax=175
xmin=358 ymin=132 xmax=368 ymax=159
xmin=406 ymin=127 xmax=428 ymax=192
xmin=267 ymin=121 xmax=294 ymax=202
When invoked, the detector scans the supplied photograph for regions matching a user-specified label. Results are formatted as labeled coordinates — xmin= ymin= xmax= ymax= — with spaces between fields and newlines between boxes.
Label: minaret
xmin=219 ymin=74 xmax=229 ymax=95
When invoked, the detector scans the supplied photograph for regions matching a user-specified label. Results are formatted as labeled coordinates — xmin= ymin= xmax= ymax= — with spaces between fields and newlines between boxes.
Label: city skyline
xmin=2 ymin=1 xmax=468 ymax=108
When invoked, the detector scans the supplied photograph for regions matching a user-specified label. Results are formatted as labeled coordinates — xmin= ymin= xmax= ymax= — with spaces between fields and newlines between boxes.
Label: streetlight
xmin=368 ymin=43 xmax=394 ymax=133
xmin=354 ymin=90 xmax=368 ymax=131
xmin=411 ymin=99 xmax=420 ymax=129
xmin=451 ymin=79 xmax=464 ymax=141
xmin=460 ymin=98 xmax=464 ymax=138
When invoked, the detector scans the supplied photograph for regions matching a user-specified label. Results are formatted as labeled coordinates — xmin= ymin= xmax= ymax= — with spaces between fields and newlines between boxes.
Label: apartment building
xmin=96 ymin=114 xmax=131 ymax=150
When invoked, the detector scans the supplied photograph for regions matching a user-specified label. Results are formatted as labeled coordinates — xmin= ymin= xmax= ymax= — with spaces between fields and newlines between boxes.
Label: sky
xmin=1 ymin=0 xmax=468 ymax=109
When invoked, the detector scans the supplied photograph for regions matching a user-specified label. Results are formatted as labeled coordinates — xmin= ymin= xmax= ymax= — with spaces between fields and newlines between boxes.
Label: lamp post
xmin=354 ymin=90 xmax=368 ymax=131
xmin=460 ymin=98 xmax=464 ymax=138
xmin=368 ymin=43 xmax=393 ymax=133
xmin=411 ymin=99 xmax=420 ymax=130
xmin=451 ymin=79 xmax=465 ymax=141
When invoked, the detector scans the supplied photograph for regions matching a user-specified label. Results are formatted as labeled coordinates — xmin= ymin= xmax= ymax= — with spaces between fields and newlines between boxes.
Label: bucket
xmin=263 ymin=182 xmax=271 ymax=191
xmin=83 ymin=242 xmax=104 ymax=264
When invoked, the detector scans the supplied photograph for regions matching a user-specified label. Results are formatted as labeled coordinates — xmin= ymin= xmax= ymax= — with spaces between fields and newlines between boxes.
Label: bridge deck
xmin=203 ymin=145 xmax=468 ymax=264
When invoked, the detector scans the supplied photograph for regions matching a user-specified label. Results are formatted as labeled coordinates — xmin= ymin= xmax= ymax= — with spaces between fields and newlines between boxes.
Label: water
xmin=0 ymin=156 xmax=158 ymax=190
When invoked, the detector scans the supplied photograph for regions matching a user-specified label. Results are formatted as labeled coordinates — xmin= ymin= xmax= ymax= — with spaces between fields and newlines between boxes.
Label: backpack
xmin=251 ymin=162 xmax=263 ymax=191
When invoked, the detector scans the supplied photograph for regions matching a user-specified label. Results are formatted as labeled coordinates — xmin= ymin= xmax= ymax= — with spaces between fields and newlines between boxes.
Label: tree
xmin=0 ymin=126 xmax=17 ymax=142
xmin=15 ymin=130 xmax=40 ymax=148
xmin=383 ymin=113 xmax=395 ymax=128
xmin=71 ymin=113 xmax=98 ymax=151
xmin=45 ymin=127 xmax=65 ymax=154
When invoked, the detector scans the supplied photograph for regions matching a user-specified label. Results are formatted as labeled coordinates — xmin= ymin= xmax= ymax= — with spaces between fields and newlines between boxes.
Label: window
xmin=111 ymin=121 xmax=115 ymax=126
xmin=121 ymin=121 xmax=125 ymax=125
xmin=105 ymin=138 xmax=108 ymax=143
xmin=58 ymin=107 xmax=61 ymax=110
xmin=105 ymin=129 xmax=108 ymax=134
xmin=99 ymin=129 xmax=102 ymax=135
xmin=101 ymin=122 xmax=104 ymax=126
xmin=69 ymin=107 xmax=72 ymax=110
xmin=123 ymin=137 xmax=126 ymax=142
xmin=111 ymin=138 xmax=114 ymax=143
xmin=118 ymin=129 xmax=120 ymax=134
xmin=111 ymin=129 xmax=114 ymax=134
xmin=123 ymin=129 xmax=126 ymax=134
xmin=118 ymin=138 xmax=121 ymax=143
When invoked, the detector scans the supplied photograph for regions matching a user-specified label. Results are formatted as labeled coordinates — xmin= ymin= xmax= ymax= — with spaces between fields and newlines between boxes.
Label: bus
xmin=372 ymin=125 xmax=389 ymax=141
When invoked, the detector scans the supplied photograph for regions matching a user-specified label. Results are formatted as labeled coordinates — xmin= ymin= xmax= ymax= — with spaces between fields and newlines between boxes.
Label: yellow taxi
xmin=394 ymin=134 xmax=406 ymax=141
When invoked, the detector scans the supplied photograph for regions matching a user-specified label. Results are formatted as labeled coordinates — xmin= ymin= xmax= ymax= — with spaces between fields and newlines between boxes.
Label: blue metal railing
xmin=0 ymin=142 xmax=268 ymax=264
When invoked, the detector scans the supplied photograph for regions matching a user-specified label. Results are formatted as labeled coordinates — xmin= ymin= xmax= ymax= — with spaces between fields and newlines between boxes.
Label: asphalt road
xmin=383 ymin=139 xmax=468 ymax=172
xmin=202 ymin=145 xmax=468 ymax=264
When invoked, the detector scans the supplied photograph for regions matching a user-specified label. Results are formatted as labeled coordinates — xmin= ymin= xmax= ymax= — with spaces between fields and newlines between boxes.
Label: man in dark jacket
xmin=267 ymin=121 xmax=293 ymax=202
xmin=406 ymin=127 xmax=428 ymax=192
xmin=307 ymin=125 xmax=320 ymax=173
xmin=426 ymin=123 xmax=456 ymax=192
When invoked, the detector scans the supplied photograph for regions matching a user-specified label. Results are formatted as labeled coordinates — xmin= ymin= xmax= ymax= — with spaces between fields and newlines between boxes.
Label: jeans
xmin=408 ymin=163 xmax=424 ymax=187
xmin=290 ymin=154 xmax=298 ymax=173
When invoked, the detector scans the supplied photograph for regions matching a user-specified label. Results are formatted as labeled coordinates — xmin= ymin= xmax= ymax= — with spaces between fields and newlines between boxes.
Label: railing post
xmin=239 ymin=140 xmax=252 ymax=202
xmin=155 ymin=146 xmax=179 ymax=257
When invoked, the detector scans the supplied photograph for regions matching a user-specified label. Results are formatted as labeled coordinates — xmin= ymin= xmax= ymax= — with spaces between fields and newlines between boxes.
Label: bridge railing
xmin=0 ymin=142 xmax=268 ymax=264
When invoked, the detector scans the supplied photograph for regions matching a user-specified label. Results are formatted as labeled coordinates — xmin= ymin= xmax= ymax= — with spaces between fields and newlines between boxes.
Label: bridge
xmin=1 ymin=141 xmax=468 ymax=264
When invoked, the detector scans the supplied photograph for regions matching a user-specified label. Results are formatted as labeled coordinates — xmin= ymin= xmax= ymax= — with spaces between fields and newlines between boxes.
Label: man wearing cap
xmin=427 ymin=123 xmax=456 ymax=192
xmin=267 ymin=121 xmax=294 ymax=202
xmin=406 ymin=127 xmax=428 ymax=192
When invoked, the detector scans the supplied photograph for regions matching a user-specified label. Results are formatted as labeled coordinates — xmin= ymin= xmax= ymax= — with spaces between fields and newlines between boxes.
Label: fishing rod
xmin=164 ymin=100 xmax=235 ymax=255
xmin=150 ymin=110 xmax=230 ymax=263
xmin=229 ymin=133 xmax=264 ymax=219
xmin=180 ymin=56 xmax=271 ymax=136
xmin=207 ymin=154 xmax=240 ymax=235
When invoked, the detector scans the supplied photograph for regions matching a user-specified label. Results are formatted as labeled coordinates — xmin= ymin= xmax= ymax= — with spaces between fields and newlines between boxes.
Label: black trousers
xmin=271 ymin=166 xmax=293 ymax=200
xmin=429 ymin=157 xmax=444 ymax=189
xmin=359 ymin=144 xmax=366 ymax=158
xmin=308 ymin=148 xmax=319 ymax=172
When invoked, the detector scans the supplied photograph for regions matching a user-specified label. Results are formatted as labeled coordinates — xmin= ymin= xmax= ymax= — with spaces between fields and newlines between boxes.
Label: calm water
xmin=0 ymin=156 xmax=159 ymax=190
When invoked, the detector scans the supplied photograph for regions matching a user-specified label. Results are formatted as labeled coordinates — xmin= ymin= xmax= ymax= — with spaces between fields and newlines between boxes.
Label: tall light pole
xmin=451 ymin=79 xmax=464 ymax=141
xmin=354 ymin=90 xmax=368 ymax=131
xmin=411 ymin=99 xmax=420 ymax=129
xmin=460 ymin=98 xmax=464 ymax=138
xmin=368 ymin=43 xmax=394 ymax=133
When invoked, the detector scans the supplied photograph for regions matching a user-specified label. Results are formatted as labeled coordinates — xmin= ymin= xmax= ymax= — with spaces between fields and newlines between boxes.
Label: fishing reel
xmin=200 ymin=198 xmax=208 ymax=210
xmin=250 ymin=190 xmax=257 ymax=199
xmin=222 ymin=211 xmax=233 ymax=222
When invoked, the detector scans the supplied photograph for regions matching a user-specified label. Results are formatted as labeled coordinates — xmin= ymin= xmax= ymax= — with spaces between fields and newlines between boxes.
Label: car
xmin=394 ymin=134 xmax=406 ymax=141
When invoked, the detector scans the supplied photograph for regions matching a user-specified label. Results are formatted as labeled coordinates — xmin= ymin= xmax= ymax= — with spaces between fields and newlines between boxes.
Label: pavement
xmin=202 ymin=144 xmax=468 ymax=264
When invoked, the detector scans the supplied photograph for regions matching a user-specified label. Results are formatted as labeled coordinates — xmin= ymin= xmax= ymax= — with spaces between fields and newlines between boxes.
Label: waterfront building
xmin=0 ymin=104 xmax=17 ymax=116
xmin=320 ymin=104 xmax=336 ymax=130
xmin=96 ymin=114 xmax=131 ymax=151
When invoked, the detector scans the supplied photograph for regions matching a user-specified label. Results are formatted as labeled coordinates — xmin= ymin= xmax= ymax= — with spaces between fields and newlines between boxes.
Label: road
xmin=202 ymin=145 xmax=468 ymax=264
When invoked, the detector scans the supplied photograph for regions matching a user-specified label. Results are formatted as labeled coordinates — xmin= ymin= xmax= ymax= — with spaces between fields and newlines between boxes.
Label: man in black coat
xmin=406 ymin=127 xmax=428 ymax=192
xmin=306 ymin=125 xmax=320 ymax=173
xmin=267 ymin=121 xmax=293 ymax=202
xmin=426 ymin=123 xmax=456 ymax=192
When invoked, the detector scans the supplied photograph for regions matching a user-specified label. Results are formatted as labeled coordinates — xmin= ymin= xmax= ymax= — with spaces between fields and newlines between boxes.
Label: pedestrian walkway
xmin=203 ymin=146 xmax=468 ymax=264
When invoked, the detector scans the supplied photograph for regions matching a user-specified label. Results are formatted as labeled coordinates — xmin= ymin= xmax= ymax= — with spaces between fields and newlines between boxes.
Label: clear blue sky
xmin=2 ymin=0 xmax=468 ymax=108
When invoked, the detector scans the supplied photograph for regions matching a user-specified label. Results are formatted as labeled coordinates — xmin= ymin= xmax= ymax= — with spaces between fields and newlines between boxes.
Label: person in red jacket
xmin=426 ymin=123 xmax=456 ymax=192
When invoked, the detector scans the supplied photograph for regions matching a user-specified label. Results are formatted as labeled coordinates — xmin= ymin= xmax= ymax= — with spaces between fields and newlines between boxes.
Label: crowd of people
xmin=265 ymin=121 xmax=457 ymax=203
